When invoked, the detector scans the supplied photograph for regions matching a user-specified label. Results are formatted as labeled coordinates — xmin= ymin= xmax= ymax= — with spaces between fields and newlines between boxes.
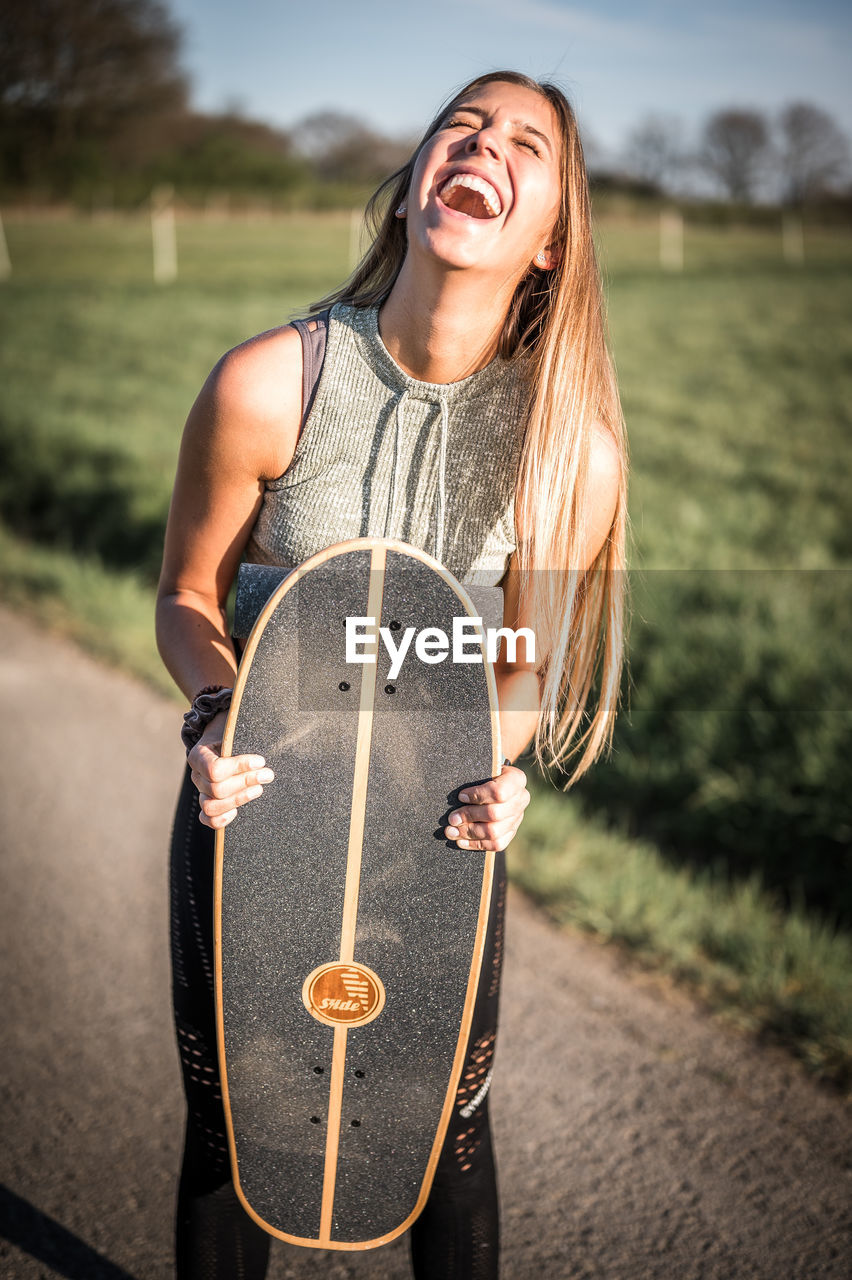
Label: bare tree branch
xmin=778 ymin=102 xmax=850 ymax=205
xmin=622 ymin=113 xmax=685 ymax=194
xmin=699 ymin=109 xmax=771 ymax=202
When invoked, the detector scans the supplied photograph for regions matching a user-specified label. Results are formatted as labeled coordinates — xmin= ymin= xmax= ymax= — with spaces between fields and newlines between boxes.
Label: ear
xmin=534 ymin=243 xmax=560 ymax=271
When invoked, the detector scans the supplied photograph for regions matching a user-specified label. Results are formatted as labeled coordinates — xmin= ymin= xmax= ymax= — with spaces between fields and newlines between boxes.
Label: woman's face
xmin=406 ymin=80 xmax=564 ymax=281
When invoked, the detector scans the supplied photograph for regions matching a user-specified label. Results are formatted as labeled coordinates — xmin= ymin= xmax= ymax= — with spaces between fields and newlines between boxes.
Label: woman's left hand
xmin=444 ymin=763 xmax=530 ymax=852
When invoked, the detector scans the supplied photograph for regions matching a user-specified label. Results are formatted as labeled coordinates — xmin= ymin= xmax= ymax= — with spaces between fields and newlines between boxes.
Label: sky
xmin=165 ymin=0 xmax=852 ymax=161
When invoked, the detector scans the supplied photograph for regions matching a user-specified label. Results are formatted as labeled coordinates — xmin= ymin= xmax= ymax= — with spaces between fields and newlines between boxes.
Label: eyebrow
xmin=447 ymin=104 xmax=554 ymax=154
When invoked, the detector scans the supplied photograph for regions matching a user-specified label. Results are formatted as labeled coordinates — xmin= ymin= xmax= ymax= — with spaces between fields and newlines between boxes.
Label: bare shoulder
xmin=214 ymin=322 xmax=303 ymax=407
xmin=590 ymin=421 xmax=622 ymax=487
xmin=189 ymin=323 xmax=305 ymax=482
xmin=514 ymin=421 xmax=622 ymax=561
xmin=580 ymin=422 xmax=622 ymax=567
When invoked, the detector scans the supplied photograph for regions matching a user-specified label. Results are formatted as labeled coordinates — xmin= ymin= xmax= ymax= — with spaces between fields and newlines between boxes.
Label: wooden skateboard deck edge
xmin=213 ymin=537 xmax=503 ymax=1250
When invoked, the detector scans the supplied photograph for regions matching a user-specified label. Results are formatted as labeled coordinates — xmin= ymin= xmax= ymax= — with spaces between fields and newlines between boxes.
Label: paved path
xmin=0 ymin=607 xmax=849 ymax=1278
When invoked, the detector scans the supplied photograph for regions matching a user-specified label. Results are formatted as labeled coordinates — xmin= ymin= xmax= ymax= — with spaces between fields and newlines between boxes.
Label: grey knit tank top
xmin=245 ymin=301 xmax=531 ymax=587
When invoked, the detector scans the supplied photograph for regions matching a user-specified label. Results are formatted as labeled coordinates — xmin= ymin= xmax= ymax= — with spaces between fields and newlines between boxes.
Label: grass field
xmin=1 ymin=210 xmax=850 ymax=1090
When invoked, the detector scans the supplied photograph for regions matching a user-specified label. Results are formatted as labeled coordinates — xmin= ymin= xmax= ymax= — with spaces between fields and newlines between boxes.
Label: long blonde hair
xmin=311 ymin=70 xmax=629 ymax=783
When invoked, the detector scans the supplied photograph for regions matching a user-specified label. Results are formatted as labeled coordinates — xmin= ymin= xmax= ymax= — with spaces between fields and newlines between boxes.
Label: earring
xmin=396 ymin=203 xmax=407 ymax=218
xmin=536 ymin=250 xmax=547 ymax=266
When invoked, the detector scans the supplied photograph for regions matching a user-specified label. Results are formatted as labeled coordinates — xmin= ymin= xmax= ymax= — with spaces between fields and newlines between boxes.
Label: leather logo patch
xmin=302 ymin=961 xmax=386 ymax=1027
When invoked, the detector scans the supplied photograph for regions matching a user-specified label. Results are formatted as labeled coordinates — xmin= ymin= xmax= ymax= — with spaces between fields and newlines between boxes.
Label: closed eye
xmin=444 ymin=117 xmax=542 ymax=157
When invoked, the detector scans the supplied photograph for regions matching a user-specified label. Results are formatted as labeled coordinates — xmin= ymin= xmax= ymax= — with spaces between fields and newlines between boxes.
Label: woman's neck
xmin=378 ymin=257 xmax=516 ymax=384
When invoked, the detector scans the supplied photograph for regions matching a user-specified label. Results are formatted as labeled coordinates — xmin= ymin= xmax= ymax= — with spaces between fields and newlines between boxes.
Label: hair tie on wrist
xmin=181 ymin=685 xmax=233 ymax=754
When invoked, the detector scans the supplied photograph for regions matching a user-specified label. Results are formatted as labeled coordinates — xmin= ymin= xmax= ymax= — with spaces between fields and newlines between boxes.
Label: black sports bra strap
xmin=290 ymin=309 xmax=330 ymax=430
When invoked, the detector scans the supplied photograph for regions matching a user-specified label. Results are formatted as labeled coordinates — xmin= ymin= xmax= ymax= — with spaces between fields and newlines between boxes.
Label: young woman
xmin=156 ymin=69 xmax=627 ymax=1280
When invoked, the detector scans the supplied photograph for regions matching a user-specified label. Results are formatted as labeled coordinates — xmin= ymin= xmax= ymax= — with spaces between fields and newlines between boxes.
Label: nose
xmin=464 ymin=126 xmax=502 ymax=162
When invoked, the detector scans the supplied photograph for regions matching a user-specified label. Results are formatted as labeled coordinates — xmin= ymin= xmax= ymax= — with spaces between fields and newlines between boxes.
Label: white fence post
xmin=782 ymin=214 xmax=804 ymax=265
xmin=660 ymin=209 xmax=684 ymax=272
xmin=151 ymin=184 xmax=178 ymax=284
xmin=0 ymin=211 xmax=11 ymax=280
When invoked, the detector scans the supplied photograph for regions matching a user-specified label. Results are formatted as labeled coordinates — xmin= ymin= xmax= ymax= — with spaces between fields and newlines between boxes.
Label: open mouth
xmin=438 ymin=173 xmax=503 ymax=220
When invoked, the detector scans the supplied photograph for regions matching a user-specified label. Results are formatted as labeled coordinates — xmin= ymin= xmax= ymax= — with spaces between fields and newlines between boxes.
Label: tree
xmin=153 ymin=109 xmax=309 ymax=195
xmin=0 ymin=0 xmax=187 ymax=189
xmin=291 ymin=109 xmax=414 ymax=185
xmin=699 ymin=109 xmax=771 ymax=202
xmin=623 ymin=113 xmax=685 ymax=194
xmin=778 ymin=102 xmax=849 ymax=205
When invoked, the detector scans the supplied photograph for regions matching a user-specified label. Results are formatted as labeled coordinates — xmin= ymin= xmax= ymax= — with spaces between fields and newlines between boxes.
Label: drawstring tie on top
xmin=383 ymin=389 xmax=450 ymax=565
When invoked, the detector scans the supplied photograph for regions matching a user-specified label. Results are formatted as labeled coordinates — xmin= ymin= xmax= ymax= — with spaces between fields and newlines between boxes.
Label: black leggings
xmin=169 ymin=764 xmax=507 ymax=1280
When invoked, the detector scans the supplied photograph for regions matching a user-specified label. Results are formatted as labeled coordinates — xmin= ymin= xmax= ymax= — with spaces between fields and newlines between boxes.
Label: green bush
xmin=571 ymin=569 xmax=852 ymax=922
xmin=512 ymin=781 xmax=852 ymax=1090
xmin=0 ymin=411 xmax=168 ymax=582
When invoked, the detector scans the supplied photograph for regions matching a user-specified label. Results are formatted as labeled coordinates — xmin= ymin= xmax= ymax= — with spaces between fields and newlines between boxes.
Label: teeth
xmin=440 ymin=173 xmax=502 ymax=217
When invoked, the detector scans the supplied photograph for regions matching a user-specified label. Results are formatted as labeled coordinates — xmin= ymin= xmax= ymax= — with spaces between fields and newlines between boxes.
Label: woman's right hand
xmin=188 ymin=711 xmax=275 ymax=829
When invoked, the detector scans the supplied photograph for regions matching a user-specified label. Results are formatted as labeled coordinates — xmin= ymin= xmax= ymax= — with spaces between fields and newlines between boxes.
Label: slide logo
xmin=302 ymin=961 xmax=386 ymax=1027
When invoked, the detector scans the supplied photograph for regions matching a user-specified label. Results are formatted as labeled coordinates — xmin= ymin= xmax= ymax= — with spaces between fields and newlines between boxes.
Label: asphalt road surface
xmin=1 ymin=606 xmax=849 ymax=1279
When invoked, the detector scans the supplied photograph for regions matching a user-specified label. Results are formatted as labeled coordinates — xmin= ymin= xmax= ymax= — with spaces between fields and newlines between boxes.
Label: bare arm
xmin=444 ymin=425 xmax=621 ymax=851
xmin=156 ymin=324 xmax=304 ymax=826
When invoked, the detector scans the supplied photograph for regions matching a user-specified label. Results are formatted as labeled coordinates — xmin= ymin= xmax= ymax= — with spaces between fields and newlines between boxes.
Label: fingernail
xmin=459 ymin=792 xmax=470 ymax=804
xmin=457 ymin=839 xmax=470 ymax=849
xmin=247 ymin=785 xmax=263 ymax=799
xmin=258 ymin=769 xmax=275 ymax=783
xmin=221 ymin=810 xmax=237 ymax=826
xmin=449 ymin=812 xmax=462 ymax=826
xmin=250 ymin=757 xmax=266 ymax=768
xmin=446 ymin=826 xmax=459 ymax=838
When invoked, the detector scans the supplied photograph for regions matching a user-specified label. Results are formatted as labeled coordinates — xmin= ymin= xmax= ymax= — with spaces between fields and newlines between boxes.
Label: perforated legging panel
xmin=170 ymin=765 xmax=230 ymax=1191
xmin=176 ymin=1124 xmax=271 ymax=1280
xmin=409 ymin=841 xmax=506 ymax=1280
xmin=169 ymin=764 xmax=506 ymax=1279
xmin=170 ymin=768 xmax=275 ymax=1276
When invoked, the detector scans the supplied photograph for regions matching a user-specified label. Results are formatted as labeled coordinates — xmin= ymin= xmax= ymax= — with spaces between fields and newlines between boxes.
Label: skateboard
xmin=215 ymin=538 xmax=501 ymax=1249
